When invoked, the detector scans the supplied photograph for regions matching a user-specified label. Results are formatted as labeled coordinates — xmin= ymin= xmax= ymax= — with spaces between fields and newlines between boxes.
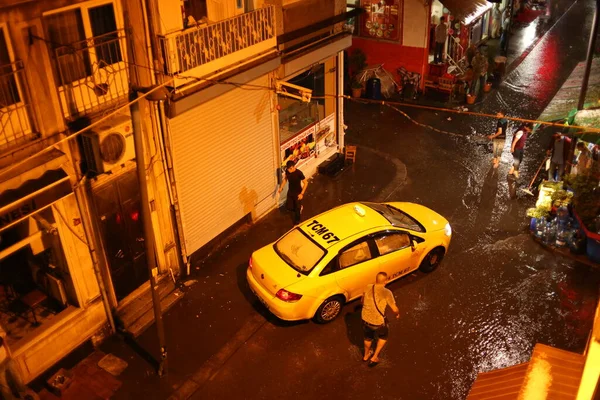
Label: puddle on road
xmin=439 ymin=235 xmax=599 ymax=398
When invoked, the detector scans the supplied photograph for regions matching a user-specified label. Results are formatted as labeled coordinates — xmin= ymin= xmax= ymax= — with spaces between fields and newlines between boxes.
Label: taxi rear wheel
xmin=314 ymin=295 xmax=345 ymax=324
xmin=419 ymin=247 xmax=445 ymax=273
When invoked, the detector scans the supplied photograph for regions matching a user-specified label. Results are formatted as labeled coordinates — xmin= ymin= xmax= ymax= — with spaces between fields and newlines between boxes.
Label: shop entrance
xmin=0 ymin=208 xmax=77 ymax=347
xmin=93 ymin=170 xmax=147 ymax=301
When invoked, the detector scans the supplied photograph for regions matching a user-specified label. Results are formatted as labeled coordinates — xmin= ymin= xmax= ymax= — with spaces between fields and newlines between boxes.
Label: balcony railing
xmin=0 ymin=60 xmax=38 ymax=152
xmin=53 ymin=30 xmax=129 ymax=120
xmin=159 ymin=6 xmax=276 ymax=79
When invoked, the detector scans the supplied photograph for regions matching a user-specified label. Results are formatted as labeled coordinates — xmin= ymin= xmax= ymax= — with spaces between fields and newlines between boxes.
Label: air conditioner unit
xmin=81 ymin=115 xmax=136 ymax=174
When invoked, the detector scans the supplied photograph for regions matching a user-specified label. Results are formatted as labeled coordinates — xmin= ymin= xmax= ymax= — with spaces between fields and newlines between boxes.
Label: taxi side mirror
xmin=410 ymin=239 xmax=416 ymax=252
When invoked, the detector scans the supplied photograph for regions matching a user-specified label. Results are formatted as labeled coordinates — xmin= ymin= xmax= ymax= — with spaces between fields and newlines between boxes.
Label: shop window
xmin=0 ymin=209 xmax=78 ymax=347
xmin=278 ymin=64 xmax=326 ymax=145
xmin=44 ymin=2 xmax=123 ymax=86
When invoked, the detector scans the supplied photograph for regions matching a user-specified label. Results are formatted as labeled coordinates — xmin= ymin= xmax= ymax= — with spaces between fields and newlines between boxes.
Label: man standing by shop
xmin=509 ymin=123 xmax=533 ymax=179
xmin=361 ymin=272 xmax=400 ymax=368
xmin=434 ymin=16 xmax=448 ymax=64
xmin=470 ymin=48 xmax=488 ymax=100
xmin=547 ymin=132 xmax=572 ymax=181
xmin=487 ymin=111 xmax=508 ymax=168
xmin=278 ymin=160 xmax=308 ymax=225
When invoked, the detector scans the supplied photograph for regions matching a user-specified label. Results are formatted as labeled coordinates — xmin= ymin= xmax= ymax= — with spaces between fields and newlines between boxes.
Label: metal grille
xmin=0 ymin=60 xmax=38 ymax=152
xmin=160 ymin=6 xmax=275 ymax=75
xmin=51 ymin=30 xmax=129 ymax=120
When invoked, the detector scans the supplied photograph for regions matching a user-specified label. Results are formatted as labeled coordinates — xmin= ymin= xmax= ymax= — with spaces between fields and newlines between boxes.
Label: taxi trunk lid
xmin=250 ymin=246 xmax=306 ymax=297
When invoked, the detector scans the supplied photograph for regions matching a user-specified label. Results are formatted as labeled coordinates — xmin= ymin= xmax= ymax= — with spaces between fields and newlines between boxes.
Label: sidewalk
xmin=31 ymin=146 xmax=406 ymax=399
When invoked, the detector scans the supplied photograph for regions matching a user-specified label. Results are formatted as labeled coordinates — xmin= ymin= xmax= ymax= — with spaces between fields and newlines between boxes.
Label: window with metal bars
xmin=44 ymin=3 xmax=123 ymax=86
xmin=0 ymin=28 xmax=21 ymax=108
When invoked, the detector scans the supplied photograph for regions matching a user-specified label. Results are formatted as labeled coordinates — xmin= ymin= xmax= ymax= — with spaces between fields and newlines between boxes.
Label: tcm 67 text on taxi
xmin=247 ymin=202 xmax=451 ymax=323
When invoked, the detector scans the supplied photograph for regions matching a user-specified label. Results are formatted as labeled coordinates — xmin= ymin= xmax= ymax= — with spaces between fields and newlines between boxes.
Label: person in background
xmin=487 ymin=111 xmax=509 ymax=168
xmin=470 ymin=48 xmax=488 ymax=98
xmin=509 ymin=122 xmax=533 ymax=179
xmin=278 ymin=160 xmax=308 ymax=225
xmin=0 ymin=336 xmax=34 ymax=400
xmin=575 ymin=142 xmax=592 ymax=175
xmin=547 ymin=132 xmax=572 ymax=181
xmin=500 ymin=8 xmax=511 ymax=53
xmin=491 ymin=4 xmax=502 ymax=38
xmin=361 ymin=272 xmax=400 ymax=368
xmin=466 ymin=43 xmax=477 ymax=67
xmin=434 ymin=16 xmax=448 ymax=64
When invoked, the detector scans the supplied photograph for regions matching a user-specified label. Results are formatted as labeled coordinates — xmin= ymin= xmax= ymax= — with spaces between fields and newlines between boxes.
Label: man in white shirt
xmin=361 ymin=272 xmax=400 ymax=367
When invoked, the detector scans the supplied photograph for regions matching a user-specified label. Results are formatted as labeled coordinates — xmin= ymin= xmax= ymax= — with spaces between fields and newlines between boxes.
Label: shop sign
xmin=0 ymin=179 xmax=72 ymax=229
xmin=360 ymin=0 xmax=403 ymax=41
xmin=280 ymin=114 xmax=336 ymax=170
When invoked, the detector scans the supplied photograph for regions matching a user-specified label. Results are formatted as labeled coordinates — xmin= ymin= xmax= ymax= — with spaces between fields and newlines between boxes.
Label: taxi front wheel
xmin=419 ymin=247 xmax=445 ymax=273
xmin=314 ymin=295 xmax=345 ymax=324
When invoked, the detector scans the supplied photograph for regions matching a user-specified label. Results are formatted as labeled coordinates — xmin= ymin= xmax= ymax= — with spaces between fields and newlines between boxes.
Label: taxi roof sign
xmin=353 ymin=205 xmax=366 ymax=217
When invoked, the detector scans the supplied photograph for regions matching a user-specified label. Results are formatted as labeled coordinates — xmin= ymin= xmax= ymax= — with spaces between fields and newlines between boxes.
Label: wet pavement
xmin=43 ymin=1 xmax=600 ymax=399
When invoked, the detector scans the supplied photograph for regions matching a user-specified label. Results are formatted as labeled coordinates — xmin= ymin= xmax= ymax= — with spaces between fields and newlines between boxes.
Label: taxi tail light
xmin=248 ymin=257 xmax=253 ymax=270
xmin=276 ymin=289 xmax=303 ymax=302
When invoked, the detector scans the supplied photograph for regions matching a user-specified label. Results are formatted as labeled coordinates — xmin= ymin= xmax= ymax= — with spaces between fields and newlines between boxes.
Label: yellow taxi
xmin=247 ymin=202 xmax=451 ymax=323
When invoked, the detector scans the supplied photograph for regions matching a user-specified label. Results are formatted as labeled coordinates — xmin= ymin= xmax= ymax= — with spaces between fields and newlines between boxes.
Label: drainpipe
xmin=578 ymin=0 xmax=600 ymax=110
xmin=73 ymin=179 xmax=116 ymax=334
xmin=130 ymin=91 xmax=168 ymax=376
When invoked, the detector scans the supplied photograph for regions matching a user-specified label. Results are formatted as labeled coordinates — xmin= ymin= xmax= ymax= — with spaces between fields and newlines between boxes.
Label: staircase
xmin=115 ymin=277 xmax=184 ymax=337
xmin=467 ymin=343 xmax=586 ymax=400
xmin=467 ymin=362 xmax=529 ymax=399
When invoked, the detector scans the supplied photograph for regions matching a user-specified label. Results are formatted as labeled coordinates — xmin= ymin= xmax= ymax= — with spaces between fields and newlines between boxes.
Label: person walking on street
xmin=434 ymin=16 xmax=448 ymax=64
xmin=361 ymin=272 xmax=400 ymax=368
xmin=487 ymin=111 xmax=508 ymax=168
xmin=547 ymin=132 xmax=572 ymax=181
xmin=278 ymin=160 xmax=308 ymax=225
xmin=470 ymin=48 xmax=488 ymax=99
xmin=509 ymin=122 xmax=533 ymax=179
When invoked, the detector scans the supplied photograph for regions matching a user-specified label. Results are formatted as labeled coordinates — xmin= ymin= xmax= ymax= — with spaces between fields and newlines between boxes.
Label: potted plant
xmin=351 ymin=79 xmax=363 ymax=98
xmin=348 ymin=49 xmax=367 ymax=95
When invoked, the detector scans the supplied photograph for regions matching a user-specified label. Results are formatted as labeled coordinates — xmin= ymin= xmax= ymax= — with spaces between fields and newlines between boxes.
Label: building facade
xmin=0 ymin=0 xmax=177 ymax=383
xmin=151 ymin=0 xmax=350 ymax=260
xmin=0 ymin=0 xmax=351 ymax=383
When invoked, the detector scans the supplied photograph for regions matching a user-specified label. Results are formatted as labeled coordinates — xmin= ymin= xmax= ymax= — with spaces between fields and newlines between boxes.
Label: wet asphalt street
xmin=105 ymin=1 xmax=600 ymax=399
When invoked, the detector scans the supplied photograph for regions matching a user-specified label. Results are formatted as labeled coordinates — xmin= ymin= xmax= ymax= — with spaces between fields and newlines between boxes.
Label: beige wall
xmin=403 ymin=0 xmax=429 ymax=48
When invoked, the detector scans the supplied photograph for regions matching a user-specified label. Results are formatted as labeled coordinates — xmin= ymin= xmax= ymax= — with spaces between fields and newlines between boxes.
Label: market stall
xmin=527 ymin=109 xmax=600 ymax=265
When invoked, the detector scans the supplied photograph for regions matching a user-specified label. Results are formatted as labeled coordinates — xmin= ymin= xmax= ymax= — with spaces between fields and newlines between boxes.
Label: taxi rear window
xmin=274 ymin=228 xmax=325 ymax=274
xmin=363 ymin=202 xmax=425 ymax=232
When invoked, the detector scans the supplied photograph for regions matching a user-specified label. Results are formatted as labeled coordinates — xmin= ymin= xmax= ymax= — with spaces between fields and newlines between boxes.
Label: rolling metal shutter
xmin=169 ymin=75 xmax=276 ymax=256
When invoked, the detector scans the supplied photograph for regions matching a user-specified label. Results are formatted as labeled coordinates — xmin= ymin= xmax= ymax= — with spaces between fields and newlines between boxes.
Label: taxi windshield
xmin=363 ymin=202 xmax=425 ymax=232
xmin=274 ymin=228 xmax=325 ymax=274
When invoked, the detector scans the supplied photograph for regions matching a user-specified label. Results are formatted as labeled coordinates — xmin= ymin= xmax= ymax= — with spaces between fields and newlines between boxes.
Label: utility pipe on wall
xmin=130 ymin=91 xmax=168 ymax=376
xmin=578 ymin=0 xmax=600 ymax=110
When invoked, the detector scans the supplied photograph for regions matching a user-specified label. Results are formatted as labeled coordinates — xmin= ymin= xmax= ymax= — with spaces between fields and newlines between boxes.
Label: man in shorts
xmin=361 ymin=272 xmax=400 ymax=367
xmin=509 ymin=122 xmax=533 ymax=179
xmin=487 ymin=111 xmax=508 ymax=168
